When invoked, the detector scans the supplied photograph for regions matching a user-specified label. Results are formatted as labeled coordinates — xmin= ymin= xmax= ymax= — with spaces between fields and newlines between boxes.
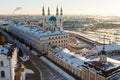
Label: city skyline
xmin=1 ymin=0 xmax=120 ymax=16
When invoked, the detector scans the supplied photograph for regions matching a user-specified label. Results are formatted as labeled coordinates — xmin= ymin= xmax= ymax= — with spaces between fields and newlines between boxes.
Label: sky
xmin=1 ymin=0 xmax=120 ymax=16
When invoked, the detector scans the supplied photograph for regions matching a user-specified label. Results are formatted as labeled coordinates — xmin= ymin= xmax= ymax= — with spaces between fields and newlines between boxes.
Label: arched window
xmin=52 ymin=42 xmax=54 ymax=44
xmin=49 ymin=37 xmax=51 ymax=40
xmin=1 ymin=61 xmax=3 ymax=66
xmin=56 ymin=37 xmax=57 ymax=39
xmin=58 ymin=36 xmax=60 ymax=39
xmin=52 ymin=37 xmax=54 ymax=39
xmin=1 ymin=71 xmax=5 ymax=78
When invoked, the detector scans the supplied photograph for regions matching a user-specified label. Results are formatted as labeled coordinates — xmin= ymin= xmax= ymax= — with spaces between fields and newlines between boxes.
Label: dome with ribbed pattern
xmin=49 ymin=16 xmax=57 ymax=21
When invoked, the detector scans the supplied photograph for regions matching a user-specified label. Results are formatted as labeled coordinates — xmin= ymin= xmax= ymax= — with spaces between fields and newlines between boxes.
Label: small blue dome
xmin=49 ymin=16 xmax=57 ymax=21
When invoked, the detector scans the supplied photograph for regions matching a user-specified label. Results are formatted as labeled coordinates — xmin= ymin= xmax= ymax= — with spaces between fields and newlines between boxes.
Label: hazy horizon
xmin=1 ymin=0 xmax=120 ymax=16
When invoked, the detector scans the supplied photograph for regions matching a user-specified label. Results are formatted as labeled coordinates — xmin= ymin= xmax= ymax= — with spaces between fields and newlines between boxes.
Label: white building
xmin=0 ymin=43 xmax=17 ymax=80
xmin=8 ymin=6 xmax=69 ymax=52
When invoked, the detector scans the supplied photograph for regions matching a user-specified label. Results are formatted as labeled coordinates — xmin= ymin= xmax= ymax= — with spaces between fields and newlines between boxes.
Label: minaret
xmin=48 ymin=7 xmax=50 ymax=16
xmin=56 ymin=6 xmax=59 ymax=16
xmin=42 ymin=6 xmax=45 ymax=16
xmin=60 ymin=7 xmax=63 ymax=31
xmin=60 ymin=7 xmax=63 ymax=16
xmin=56 ymin=6 xmax=59 ymax=29
xmin=42 ymin=6 xmax=45 ymax=30
xmin=99 ymin=35 xmax=107 ymax=63
xmin=47 ymin=7 xmax=50 ymax=25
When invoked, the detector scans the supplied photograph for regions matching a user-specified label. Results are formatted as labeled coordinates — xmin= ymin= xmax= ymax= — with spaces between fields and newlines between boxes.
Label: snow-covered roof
xmin=0 ymin=43 xmax=13 ymax=55
xmin=87 ymin=57 xmax=120 ymax=71
xmin=64 ymin=30 xmax=118 ymax=44
xmin=96 ymin=44 xmax=120 ymax=52
xmin=84 ymin=57 xmax=120 ymax=77
xmin=9 ymin=24 xmax=67 ymax=37
xmin=109 ymin=74 xmax=120 ymax=80
xmin=55 ymin=48 xmax=85 ymax=71
xmin=83 ymin=52 xmax=94 ymax=56
xmin=0 ymin=47 xmax=9 ymax=55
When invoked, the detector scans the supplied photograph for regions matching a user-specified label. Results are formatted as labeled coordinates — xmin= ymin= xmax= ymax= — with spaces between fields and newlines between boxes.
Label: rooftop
xmin=96 ymin=44 xmax=120 ymax=52
xmin=0 ymin=43 xmax=15 ymax=57
xmin=9 ymin=24 xmax=67 ymax=37
xmin=55 ymin=48 xmax=85 ymax=71
xmin=49 ymin=16 xmax=57 ymax=21
xmin=109 ymin=74 xmax=120 ymax=80
xmin=85 ymin=57 xmax=120 ymax=77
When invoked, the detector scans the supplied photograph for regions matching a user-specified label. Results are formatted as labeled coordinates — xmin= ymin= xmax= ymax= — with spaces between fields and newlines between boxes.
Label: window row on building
xmin=50 ymin=40 xmax=68 ymax=44
xmin=49 ymin=35 xmax=68 ymax=40
xmin=9 ymin=25 xmax=69 ymax=49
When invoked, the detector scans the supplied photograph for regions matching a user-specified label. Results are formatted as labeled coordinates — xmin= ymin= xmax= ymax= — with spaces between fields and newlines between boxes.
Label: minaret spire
xmin=42 ymin=6 xmax=45 ymax=30
xmin=99 ymin=35 xmax=107 ymax=63
xmin=60 ymin=7 xmax=63 ymax=16
xmin=42 ymin=6 xmax=45 ymax=16
xmin=56 ymin=6 xmax=59 ymax=16
xmin=48 ymin=7 xmax=50 ymax=15
xmin=103 ymin=35 xmax=105 ymax=52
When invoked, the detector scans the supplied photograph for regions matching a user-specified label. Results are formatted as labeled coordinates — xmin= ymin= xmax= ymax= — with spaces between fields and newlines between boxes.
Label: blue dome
xmin=49 ymin=16 xmax=57 ymax=21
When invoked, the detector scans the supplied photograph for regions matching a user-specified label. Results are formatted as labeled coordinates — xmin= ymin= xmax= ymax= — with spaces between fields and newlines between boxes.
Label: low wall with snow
xmin=40 ymin=56 xmax=76 ymax=80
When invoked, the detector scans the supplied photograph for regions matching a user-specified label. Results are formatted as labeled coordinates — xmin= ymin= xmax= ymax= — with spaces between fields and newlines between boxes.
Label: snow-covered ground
xmin=65 ymin=29 xmax=120 ymax=45
xmin=25 ymin=68 xmax=34 ymax=74
xmin=40 ymin=56 xmax=76 ymax=80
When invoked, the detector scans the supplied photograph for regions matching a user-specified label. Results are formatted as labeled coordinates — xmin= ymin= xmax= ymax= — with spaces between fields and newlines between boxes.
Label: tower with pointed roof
xmin=48 ymin=7 xmax=50 ymax=16
xmin=42 ymin=6 xmax=45 ymax=30
xmin=99 ymin=35 xmax=107 ymax=63
xmin=60 ymin=7 xmax=63 ymax=31
xmin=56 ymin=6 xmax=60 ymax=30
